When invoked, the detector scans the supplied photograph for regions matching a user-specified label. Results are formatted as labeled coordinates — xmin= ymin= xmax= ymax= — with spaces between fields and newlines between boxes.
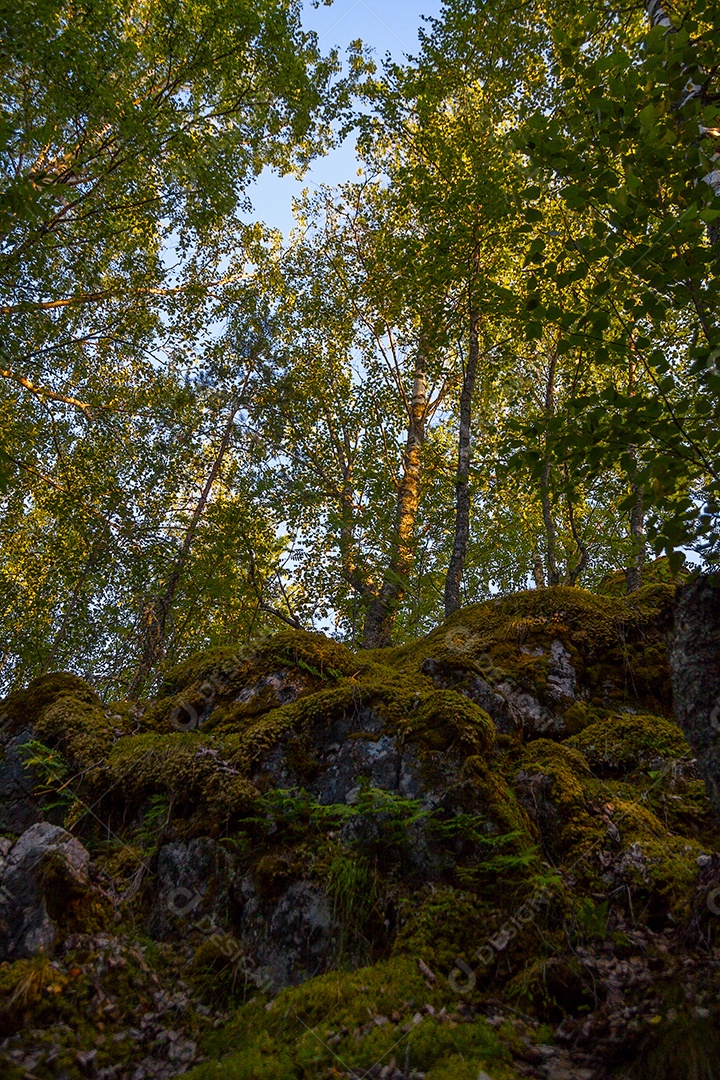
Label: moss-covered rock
xmin=4 ymin=584 xmax=720 ymax=1079
xmin=568 ymin=713 xmax=692 ymax=776
xmin=391 ymin=585 xmax=675 ymax=741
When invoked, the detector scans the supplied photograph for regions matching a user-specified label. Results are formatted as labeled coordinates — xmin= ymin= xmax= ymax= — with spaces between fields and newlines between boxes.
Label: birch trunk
xmin=363 ymin=349 xmax=428 ymax=648
xmin=644 ymin=0 xmax=720 ymax=200
xmin=541 ymin=351 xmax=560 ymax=586
xmin=129 ymin=402 xmax=240 ymax=695
xmin=444 ymin=304 xmax=479 ymax=618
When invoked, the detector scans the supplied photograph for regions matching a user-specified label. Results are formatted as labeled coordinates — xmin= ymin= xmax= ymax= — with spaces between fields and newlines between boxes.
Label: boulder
xmin=0 ymin=821 xmax=90 ymax=960
xmin=237 ymin=876 xmax=338 ymax=991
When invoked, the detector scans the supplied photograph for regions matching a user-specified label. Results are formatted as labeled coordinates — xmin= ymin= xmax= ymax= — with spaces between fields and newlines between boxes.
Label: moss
xmin=648 ymin=779 xmax=713 ymax=837
xmin=515 ymin=739 xmax=605 ymax=858
xmin=253 ymin=851 xmax=301 ymax=902
xmin=388 ymin=584 xmax=675 ymax=718
xmin=188 ymin=955 xmax=517 ymax=1080
xmin=399 ymin=691 xmax=495 ymax=756
xmin=562 ymin=700 xmax=595 ymax=735
xmin=40 ymin=850 xmax=111 ymax=936
xmin=610 ymin=803 xmax=706 ymax=921
xmin=597 ymin=556 xmax=689 ymax=598
xmin=33 ymin=691 xmax=133 ymax=777
xmin=0 ymin=673 xmax=101 ymax=737
xmin=159 ymin=631 xmax=356 ymax=702
xmin=392 ymin=886 xmax=497 ymax=973
xmin=461 ymin=756 xmax=533 ymax=838
xmin=567 ymin=714 xmax=691 ymax=777
xmin=506 ymin=955 xmax=597 ymax=1022
xmin=105 ymin=731 xmax=259 ymax=814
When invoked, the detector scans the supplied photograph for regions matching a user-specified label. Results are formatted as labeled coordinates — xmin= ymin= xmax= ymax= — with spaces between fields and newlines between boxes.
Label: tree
xmin=0 ymin=0 xmax=346 ymax=690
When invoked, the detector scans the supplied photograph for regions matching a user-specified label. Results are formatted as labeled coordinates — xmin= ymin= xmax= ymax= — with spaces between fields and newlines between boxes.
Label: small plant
xmin=325 ymin=848 xmax=383 ymax=960
xmin=18 ymin=739 xmax=76 ymax=819
xmin=572 ymin=897 xmax=609 ymax=941
xmin=138 ymin=794 xmax=171 ymax=851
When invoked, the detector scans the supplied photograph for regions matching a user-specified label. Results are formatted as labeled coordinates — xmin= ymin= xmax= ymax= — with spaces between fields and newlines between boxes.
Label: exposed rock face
xmin=0 ymin=822 xmax=90 ymax=961
xmin=0 ymin=726 xmax=46 ymax=834
xmin=237 ymin=877 xmax=338 ymax=991
xmin=669 ymin=575 xmax=720 ymax=814
xmin=147 ymin=836 xmax=232 ymax=941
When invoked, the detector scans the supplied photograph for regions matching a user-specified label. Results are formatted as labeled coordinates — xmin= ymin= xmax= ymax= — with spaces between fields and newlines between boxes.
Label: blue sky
xmin=247 ymin=0 xmax=444 ymax=234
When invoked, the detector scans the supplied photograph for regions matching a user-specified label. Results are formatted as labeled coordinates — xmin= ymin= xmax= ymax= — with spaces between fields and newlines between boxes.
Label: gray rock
xmin=0 ymin=725 xmax=46 ymax=834
xmin=498 ymin=681 xmax=566 ymax=739
xmin=147 ymin=836 xmax=232 ymax=940
xmin=237 ymin=875 xmax=338 ymax=991
xmin=669 ymin=576 xmax=720 ymax=814
xmin=546 ymin=639 xmax=578 ymax=704
xmin=0 ymin=821 xmax=90 ymax=960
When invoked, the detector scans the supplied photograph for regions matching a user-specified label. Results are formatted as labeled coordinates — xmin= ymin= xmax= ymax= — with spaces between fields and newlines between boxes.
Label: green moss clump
xmin=515 ymin=740 xmax=603 ymax=857
xmin=398 ymin=691 xmax=495 ymax=755
xmin=568 ymin=714 xmax=691 ymax=776
xmin=105 ymin=731 xmax=259 ymax=813
xmin=33 ymin=692 xmax=133 ymax=777
xmin=0 ymin=673 xmax=101 ymax=737
xmin=387 ymin=584 xmax=675 ymax=717
xmin=393 ymin=886 xmax=497 ymax=973
xmin=562 ymin=700 xmax=595 ymax=735
xmin=159 ymin=630 xmax=357 ymax=700
xmin=607 ymin=800 xmax=706 ymax=920
xmin=186 ymin=955 xmax=517 ymax=1080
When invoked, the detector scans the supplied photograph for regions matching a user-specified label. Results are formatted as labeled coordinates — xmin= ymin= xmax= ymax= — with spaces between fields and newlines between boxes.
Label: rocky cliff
xmin=0 ymin=583 xmax=718 ymax=1080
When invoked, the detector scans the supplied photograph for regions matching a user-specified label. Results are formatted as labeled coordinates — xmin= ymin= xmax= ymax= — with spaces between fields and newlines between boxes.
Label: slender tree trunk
xmin=626 ymin=481 xmax=645 ymax=593
xmin=565 ymin=489 xmax=589 ymax=586
xmin=532 ymin=552 xmax=546 ymax=589
xmin=644 ymin=0 xmax=671 ymax=28
xmin=444 ymin=303 xmax=479 ymax=618
xmin=363 ymin=347 xmax=428 ymax=648
xmin=625 ymin=341 xmax=646 ymax=594
xmin=541 ymin=351 xmax=560 ymax=586
xmin=129 ymin=401 xmax=240 ymax=696
xmin=644 ymin=0 xmax=720 ymax=206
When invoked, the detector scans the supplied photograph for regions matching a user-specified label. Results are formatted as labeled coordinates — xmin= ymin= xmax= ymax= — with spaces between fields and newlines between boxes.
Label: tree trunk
xmin=363 ymin=347 xmax=428 ymax=648
xmin=128 ymin=401 xmax=240 ymax=696
xmin=541 ymin=351 xmax=560 ymax=586
xmin=625 ymin=341 xmax=646 ymax=594
xmin=532 ymin=552 xmax=546 ymax=589
xmin=444 ymin=303 xmax=479 ymax=618
xmin=626 ymin=481 xmax=645 ymax=593
xmin=644 ymin=0 xmax=720 ymax=205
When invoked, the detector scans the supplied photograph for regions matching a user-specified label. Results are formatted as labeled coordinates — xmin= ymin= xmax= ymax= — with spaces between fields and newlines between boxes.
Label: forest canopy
xmin=0 ymin=0 xmax=718 ymax=694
